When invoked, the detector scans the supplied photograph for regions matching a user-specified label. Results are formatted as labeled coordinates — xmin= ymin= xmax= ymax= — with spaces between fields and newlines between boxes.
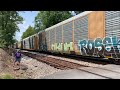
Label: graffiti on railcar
xmin=78 ymin=36 xmax=120 ymax=58
xmin=51 ymin=42 xmax=73 ymax=52
xmin=41 ymin=44 xmax=47 ymax=51
xmin=39 ymin=43 xmax=47 ymax=51
xmin=64 ymin=42 xmax=73 ymax=51
xmin=51 ymin=43 xmax=63 ymax=51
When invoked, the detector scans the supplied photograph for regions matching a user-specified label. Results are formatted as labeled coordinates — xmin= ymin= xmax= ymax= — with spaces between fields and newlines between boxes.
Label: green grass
xmin=0 ymin=74 xmax=14 ymax=79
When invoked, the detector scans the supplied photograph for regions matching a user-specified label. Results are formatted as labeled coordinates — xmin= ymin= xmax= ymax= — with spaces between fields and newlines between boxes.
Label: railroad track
xmin=47 ymin=53 xmax=111 ymax=65
xmin=21 ymin=50 xmax=111 ymax=70
xmin=21 ymin=49 xmax=111 ymax=65
xmin=21 ymin=50 xmax=120 ymax=79
xmin=21 ymin=51 xmax=87 ymax=70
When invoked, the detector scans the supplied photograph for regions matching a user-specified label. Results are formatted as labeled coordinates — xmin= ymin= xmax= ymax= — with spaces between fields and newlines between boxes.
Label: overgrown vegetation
xmin=0 ymin=11 xmax=23 ymax=48
xmin=22 ymin=25 xmax=35 ymax=39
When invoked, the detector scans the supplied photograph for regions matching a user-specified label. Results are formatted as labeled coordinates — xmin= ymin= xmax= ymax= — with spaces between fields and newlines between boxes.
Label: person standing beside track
xmin=14 ymin=49 xmax=22 ymax=69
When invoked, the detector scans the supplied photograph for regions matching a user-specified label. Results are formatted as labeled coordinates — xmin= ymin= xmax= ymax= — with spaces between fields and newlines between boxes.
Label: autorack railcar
xmin=16 ymin=11 xmax=120 ymax=64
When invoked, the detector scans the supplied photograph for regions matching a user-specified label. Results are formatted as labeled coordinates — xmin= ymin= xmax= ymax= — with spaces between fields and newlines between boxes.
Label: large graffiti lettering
xmin=78 ymin=36 xmax=120 ymax=58
xmin=51 ymin=42 xmax=73 ymax=52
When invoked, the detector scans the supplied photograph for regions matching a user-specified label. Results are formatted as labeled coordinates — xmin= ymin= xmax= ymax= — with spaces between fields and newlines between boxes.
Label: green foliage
xmin=34 ymin=11 xmax=72 ymax=32
xmin=22 ymin=25 xmax=35 ymax=39
xmin=0 ymin=11 xmax=23 ymax=47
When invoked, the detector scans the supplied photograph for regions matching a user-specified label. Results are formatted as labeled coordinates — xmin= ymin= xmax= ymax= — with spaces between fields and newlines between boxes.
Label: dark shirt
xmin=15 ymin=52 xmax=21 ymax=58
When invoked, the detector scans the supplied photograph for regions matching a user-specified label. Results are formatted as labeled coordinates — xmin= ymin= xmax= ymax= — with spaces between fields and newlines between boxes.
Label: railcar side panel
xmin=38 ymin=31 xmax=47 ymax=51
xmin=22 ymin=40 xmax=25 ymax=49
xmin=21 ymin=41 xmax=23 ymax=49
xmin=29 ymin=37 xmax=31 ymax=49
xmin=24 ymin=38 xmax=30 ymax=49
xmin=33 ymin=34 xmax=38 ymax=50
xmin=29 ymin=36 xmax=33 ymax=49
xmin=42 ymin=31 xmax=47 ymax=51
xmin=63 ymin=21 xmax=74 ymax=54
xmin=50 ymin=28 xmax=56 ymax=52
xmin=36 ymin=34 xmax=39 ymax=50
xmin=46 ymin=30 xmax=50 ymax=51
xmin=53 ymin=25 xmax=63 ymax=53
xmin=38 ymin=32 xmax=42 ymax=51
xmin=31 ymin=36 xmax=34 ymax=49
xmin=88 ymin=11 xmax=105 ymax=39
xmin=74 ymin=15 xmax=88 ymax=55
xmin=105 ymin=11 xmax=120 ymax=58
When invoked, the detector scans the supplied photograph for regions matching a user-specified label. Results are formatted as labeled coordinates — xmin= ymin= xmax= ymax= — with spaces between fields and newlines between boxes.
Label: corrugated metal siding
xmin=56 ymin=26 xmax=62 ymax=43
xmin=24 ymin=38 xmax=30 ymax=49
xmin=38 ymin=33 xmax=42 ymax=51
xmin=46 ymin=31 xmax=50 ymax=50
xmin=50 ymin=28 xmax=56 ymax=50
xmin=42 ymin=31 xmax=46 ymax=45
xmin=29 ymin=37 xmax=33 ymax=49
xmin=74 ymin=16 xmax=88 ymax=41
xmin=63 ymin=21 xmax=73 ymax=43
xmin=29 ymin=38 xmax=31 ymax=49
xmin=42 ymin=31 xmax=47 ymax=51
xmin=105 ymin=11 xmax=120 ymax=58
xmin=105 ymin=11 xmax=120 ymax=38
xmin=38 ymin=31 xmax=47 ymax=51
xmin=20 ymin=41 xmax=22 ymax=49
xmin=36 ymin=34 xmax=39 ymax=50
xmin=33 ymin=36 xmax=35 ymax=49
xmin=74 ymin=16 xmax=88 ymax=51
xmin=32 ymin=37 xmax=34 ymax=49
xmin=23 ymin=40 xmax=25 ymax=49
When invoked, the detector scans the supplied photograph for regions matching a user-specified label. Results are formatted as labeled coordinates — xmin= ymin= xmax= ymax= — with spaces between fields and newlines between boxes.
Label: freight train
xmin=15 ymin=11 xmax=120 ymax=64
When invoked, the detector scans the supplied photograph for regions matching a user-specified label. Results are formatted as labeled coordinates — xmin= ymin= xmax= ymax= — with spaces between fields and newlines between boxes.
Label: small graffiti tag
xmin=51 ymin=42 xmax=73 ymax=52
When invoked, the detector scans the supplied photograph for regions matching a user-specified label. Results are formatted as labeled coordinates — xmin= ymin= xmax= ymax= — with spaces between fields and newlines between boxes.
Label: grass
xmin=0 ymin=74 xmax=14 ymax=79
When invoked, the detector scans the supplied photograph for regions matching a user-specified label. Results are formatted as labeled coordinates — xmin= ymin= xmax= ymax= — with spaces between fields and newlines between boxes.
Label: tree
xmin=21 ymin=26 xmax=35 ymax=39
xmin=34 ymin=11 xmax=72 ymax=32
xmin=0 ymin=11 xmax=23 ymax=47
xmin=34 ymin=13 xmax=43 ymax=33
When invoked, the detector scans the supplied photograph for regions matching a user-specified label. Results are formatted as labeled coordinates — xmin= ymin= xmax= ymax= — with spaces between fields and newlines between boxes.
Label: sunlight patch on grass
xmin=0 ymin=74 xmax=14 ymax=79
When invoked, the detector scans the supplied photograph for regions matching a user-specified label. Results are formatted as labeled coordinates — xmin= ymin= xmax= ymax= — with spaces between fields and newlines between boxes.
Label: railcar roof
xmin=45 ymin=11 xmax=93 ymax=32
xmin=21 ymin=11 xmax=93 ymax=41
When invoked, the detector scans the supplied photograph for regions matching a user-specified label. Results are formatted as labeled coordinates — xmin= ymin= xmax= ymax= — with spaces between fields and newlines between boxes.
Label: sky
xmin=15 ymin=11 xmax=38 ymax=41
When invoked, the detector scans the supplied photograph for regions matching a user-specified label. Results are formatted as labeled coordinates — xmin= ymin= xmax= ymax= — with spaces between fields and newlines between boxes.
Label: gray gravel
xmin=20 ymin=55 xmax=62 ymax=79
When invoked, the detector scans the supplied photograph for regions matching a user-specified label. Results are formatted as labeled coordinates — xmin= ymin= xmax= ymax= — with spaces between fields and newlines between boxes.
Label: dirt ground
xmin=0 ymin=48 xmax=61 ymax=79
xmin=0 ymin=48 xmax=24 ymax=79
